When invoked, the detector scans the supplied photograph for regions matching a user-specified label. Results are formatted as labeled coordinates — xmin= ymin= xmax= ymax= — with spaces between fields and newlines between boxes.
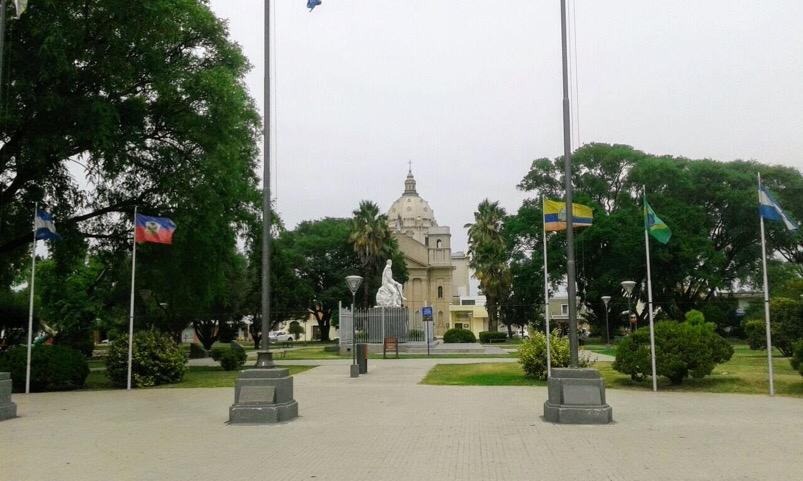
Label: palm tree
xmin=349 ymin=200 xmax=392 ymax=306
xmin=465 ymin=199 xmax=511 ymax=332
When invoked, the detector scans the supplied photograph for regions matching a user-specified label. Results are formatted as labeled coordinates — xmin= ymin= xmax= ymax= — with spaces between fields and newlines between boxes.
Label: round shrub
xmin=791 ymin=340 xmax=803 ymax=376
xmin=443 ymin=328 xmax=476 ymax=343
xmin=743 ymin=319 xmax=766 ymax=350
xmin=210 ymin=345 xmax=228 ymax=361
xmin=219 ymin=348 xmax=247 ymax=371
xmin=106 ymin=330 xmax=187 ymax=388
xmin=614 ymin=320 xmax=733 ymax=384
xmin=189 ymin=343 xmax=208 ymax=359
xmin=479 ymin=331 xmax=507 ymax=343
xmin=0 ymin=344 xmax=89 ymax=392
xmin=518 ymin=330 xmax=591 ymax=380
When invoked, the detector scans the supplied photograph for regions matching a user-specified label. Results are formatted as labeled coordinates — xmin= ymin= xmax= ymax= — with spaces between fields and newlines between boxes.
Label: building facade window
xmin=436 ymin=239 xmax=442 ymax=248
xmin=437 ymin=286 xmax=443 ymax=298
xmin=560 ymin=304 xmax=568 ymax=315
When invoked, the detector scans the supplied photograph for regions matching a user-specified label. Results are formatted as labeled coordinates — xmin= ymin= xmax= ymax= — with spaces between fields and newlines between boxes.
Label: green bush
xmin=769 ymin=297 xmax=803 ymax=356
xmin=106 ymin=330 xmax=187 ymax=388
xmin=614 ymin=320 xmax=734 ymax=384
xmin=518 ymin=330 xmax=591 ymax=380
xmin=479 ymin=331 xmax=507 ymax=343
xmin=408 ymin=329 xmax=424 ymax=339
xmin=443 ymin=328 xmax=476 ymax=343
xmin=743 ymin=319 xmax=766 ymax=350
xmin=741 ymin=297 xmax=803 ymax=355
xmin=219 ymin=348 xmax=247 ymax=371
xmin=791 ymin=340 xmax=803 ymax=376
xmin=0 ymin=344 xmax=89 ymax=392
xmin=210 ymin=345 xmax=227 ymax=361
xmin=189 ymin=343 xmax=207 ymax=359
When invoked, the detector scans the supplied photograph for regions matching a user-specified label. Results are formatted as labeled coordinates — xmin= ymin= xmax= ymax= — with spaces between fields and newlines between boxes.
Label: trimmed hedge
xmin=0 ymin=344 xmax=89 ymax=392
xmin=106 ymin=330 xmax=187 ymax=388
xmin=443 ymin=328 xmax=476 ymax=343
xmin=210 ymin=346 xmax=227 ymax=361
xmin=743 ymin=319 xmax=765 ymax=350
xmin=479 ymin=331 xmax=507 ymax=343
xmin=614 ymin=320 xmax=733 ymax=384
xmin=219 ymin=348 xmax=247 ymax=371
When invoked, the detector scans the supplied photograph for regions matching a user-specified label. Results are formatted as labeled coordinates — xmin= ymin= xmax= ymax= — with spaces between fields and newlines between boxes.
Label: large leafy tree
xmin=466 ymin=200 xmax=511 ymax=332
xmin=517 ymin=143 xmax=803 ymax=334
xmin=0 ymin=0 xmax=260 ymax=289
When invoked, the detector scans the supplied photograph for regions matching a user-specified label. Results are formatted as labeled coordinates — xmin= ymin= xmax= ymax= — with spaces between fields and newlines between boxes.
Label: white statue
xmin=376 ymin=259 xmax=406 ymax=307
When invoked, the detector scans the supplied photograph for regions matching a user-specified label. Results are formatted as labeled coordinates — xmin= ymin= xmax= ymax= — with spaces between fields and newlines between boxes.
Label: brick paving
xmin=2 ymin=358 xmax=801 ymax=481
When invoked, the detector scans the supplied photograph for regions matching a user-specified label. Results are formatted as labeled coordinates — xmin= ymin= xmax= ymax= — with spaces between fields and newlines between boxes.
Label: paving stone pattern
xmin=1 ymin=358 xmax=801 ymax=481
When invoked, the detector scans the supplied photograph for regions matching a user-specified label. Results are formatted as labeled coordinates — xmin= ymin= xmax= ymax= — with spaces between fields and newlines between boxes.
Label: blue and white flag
xmin=307 ymin=0 xmax=321 ymax=11
xmin=34 ymin=210 xmax=61 ymax=240
xmin=759 ymin=186 xmax=799 ymax=231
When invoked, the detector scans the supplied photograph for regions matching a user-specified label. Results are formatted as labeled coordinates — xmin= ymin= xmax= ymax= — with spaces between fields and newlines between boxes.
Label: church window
xmin=438 ymin=286 xmax=443 ymax=298
xmin=436 ymin=239 xmax=442 ymax=248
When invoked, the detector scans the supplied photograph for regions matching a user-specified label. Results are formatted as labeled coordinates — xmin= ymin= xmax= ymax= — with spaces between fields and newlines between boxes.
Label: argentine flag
xmin=35 ymin=210 xmax=61 ymax=240
xmin=759 ymin=187 xmax=799 ymax=231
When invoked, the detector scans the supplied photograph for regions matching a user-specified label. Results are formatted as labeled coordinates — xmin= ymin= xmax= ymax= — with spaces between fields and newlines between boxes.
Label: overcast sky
xmin=208 ymin=0 xmax=803 ymax=252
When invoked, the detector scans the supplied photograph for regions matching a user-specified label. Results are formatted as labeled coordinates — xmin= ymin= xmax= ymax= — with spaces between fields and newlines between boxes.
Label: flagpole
xmin=542 ymin=196 xmax=552 ymax=378
xmin=757 ymin=173 xmax=775 ymax=396
xmin=0 ymin=0 xmax=7 ymax=105
xmin=25 ymin=202 xmax=37 ymax=394
xmin=127 ymin=206 xmax=138 ymax=391
xmin=643 ymin=187 xmax=658 ymax=392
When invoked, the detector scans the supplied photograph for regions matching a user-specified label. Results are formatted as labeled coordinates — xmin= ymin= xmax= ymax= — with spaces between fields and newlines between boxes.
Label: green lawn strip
xmin=422 ymin=348 xmax=803 ymax=397
xmin=582 ymin=344 xmax=617 ymax=357
xmin=84 ymin=365 xmax=315 ymax=390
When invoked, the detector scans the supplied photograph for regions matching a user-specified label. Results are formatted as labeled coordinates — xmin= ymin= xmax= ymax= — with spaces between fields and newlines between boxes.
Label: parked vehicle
xmin=268 ymin=331 xmax=294 ymax=343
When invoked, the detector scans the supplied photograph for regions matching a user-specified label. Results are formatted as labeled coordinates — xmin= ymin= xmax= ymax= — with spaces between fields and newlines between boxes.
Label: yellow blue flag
xmin=543 ymin=199 xmax=593 ymax=232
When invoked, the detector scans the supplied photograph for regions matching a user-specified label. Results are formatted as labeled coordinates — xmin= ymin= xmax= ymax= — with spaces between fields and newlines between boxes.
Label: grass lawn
xmin=582 ymin=344 xmax=618 ymax=357
xmin=422 ymin=344 xmax=803 ymax=397
xmin=84 ymin=365 xmax=315 ymax=390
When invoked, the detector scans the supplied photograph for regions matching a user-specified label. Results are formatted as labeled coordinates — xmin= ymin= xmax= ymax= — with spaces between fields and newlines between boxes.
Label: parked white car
xmin=268 ymin=331 xmax=294 ymax=343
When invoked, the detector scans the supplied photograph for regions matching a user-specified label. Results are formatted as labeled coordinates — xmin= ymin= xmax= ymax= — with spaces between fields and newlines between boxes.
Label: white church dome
xmin=387 ymin=169 xmax=437 ymax=242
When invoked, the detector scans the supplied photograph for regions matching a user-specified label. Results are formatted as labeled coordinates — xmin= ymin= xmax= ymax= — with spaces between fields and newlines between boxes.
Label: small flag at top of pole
xmin=307 ymin=0 xmax=321 ymax=12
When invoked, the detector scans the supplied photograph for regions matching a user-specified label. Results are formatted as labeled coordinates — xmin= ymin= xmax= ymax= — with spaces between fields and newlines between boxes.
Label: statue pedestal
xmin=0 ymin=372 xmax=17 ymax=421
xmin=229 ymin=352 xmax=298 ymax=424
xmin=543 ymin=368 xmax=612 ymax=424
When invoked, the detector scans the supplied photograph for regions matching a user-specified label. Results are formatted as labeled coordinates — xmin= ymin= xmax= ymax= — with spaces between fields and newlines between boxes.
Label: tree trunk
xmin=487 ymin=296 xmax=498 ymax=332
xmin=193 ymin=319 xmax=219 ymax=351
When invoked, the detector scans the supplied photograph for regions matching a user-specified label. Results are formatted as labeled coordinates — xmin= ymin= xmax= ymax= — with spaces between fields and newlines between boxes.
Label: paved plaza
xmin=2 ymin=358 xmax=802 ymax=481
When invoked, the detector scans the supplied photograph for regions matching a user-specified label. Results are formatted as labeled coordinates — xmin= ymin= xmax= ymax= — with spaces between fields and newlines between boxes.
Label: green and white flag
xmin=644 ymin=198 xmax=671 ymax=244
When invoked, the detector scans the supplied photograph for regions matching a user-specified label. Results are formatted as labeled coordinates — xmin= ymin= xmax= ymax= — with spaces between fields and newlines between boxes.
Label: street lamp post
xmin=601 ymin=296 xmax=611 ymax=345
xmin=621 ymin=281 xmax=636 ymax=331
xmin=345 ymin=275 xmax=363 ymax=378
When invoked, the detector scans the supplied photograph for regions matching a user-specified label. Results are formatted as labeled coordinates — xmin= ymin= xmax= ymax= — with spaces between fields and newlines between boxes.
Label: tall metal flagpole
xmin=127 ymin=206 xmax=138 ymax=390
xmin=757 ymin=173 xmax=775 ymax=396
xmin=541 ymin=196 xmax=552 ymax=378
xmin=25 ymin=202 xmax=37 ymax=394
xmin=560 ymin=0 xmax=579 ymax=366
xmin=643 ymin=187 xmax=658 ymax=392
xmin=260 ymin=0 xmax=272 ymax=358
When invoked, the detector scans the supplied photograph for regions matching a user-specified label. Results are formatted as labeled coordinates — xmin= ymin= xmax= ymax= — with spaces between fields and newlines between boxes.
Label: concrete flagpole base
xmin=543 ymin=368 xmax=613 ymax=424
xmin=0 ymin=372 xmax=17 ymax=421
xmin=350 ymin=364 xmax=360 ymax=378
xmin=228 ymin=352 xmax=298 ymax=424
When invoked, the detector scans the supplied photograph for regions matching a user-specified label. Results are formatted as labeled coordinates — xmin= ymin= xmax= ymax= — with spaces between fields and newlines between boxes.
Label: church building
xmin=387 ymin=168 xmax=455 ymax=336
